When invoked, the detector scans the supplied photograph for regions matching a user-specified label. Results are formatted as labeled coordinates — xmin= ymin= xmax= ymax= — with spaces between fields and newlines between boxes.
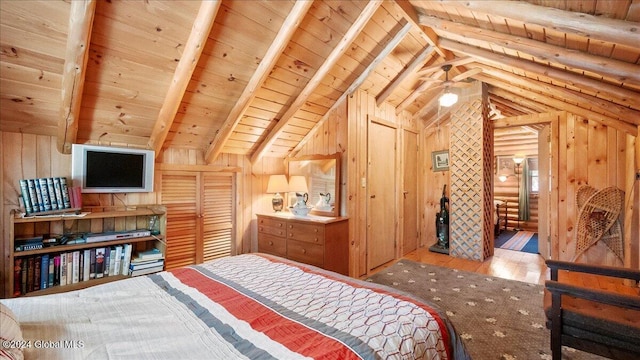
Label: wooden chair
xmin=494 ymin=200 xmax=507 ymax=236
xmin=544 ymin=260 xmax=640 ymax=360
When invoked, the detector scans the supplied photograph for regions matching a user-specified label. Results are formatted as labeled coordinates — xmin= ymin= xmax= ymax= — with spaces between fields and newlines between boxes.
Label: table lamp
xmin=266 ymin=174 xmax=288 ymax=212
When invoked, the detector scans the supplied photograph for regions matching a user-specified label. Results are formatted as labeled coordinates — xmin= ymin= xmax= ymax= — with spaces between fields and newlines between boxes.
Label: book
xmin=72 ymin=251 xmax=80 ymax=284
xmin=113 ymin=245 xmax=123 ymax=276
xmin=21 ymin=258 xmax=27 ymax=295
xmin=13 ymin=258 xmax=22 ymax=297
xmin=83 ymin=249 xmax=91 ymax=281
xmin=66 ymin=252 xmax=73 ymax=285
xmin=89 ymin=248 xmax=96 ymax=279
xmin=27 ymin=179 xmax=40 ymax=212
xmin=53 ymin=256 xmax=61 ymax=286
xmin=130 ymin=259 xmax=164 ymax=271
xmin=60 ymin=177 xmax=72 ymax=208
xmin=108 ymin=248 xmax=116 ymax=276
xmin=53 ymin=177 xmax=65 ymax=209
xmin=33 ymin=255 xmax=41 ymax=291
xmin=79 ymin=251 xmax=84 ymax=282
xmin=27 ymin=257 xmax=35 ymax=293
xmin=48 ymin=256 xmax=55 ymax=287
xmin=60 ymin=253 xmax=67 ymax=286
xmin=129 ymin=265 xmax=164 ymax=277
xmin=40 ymin=254 xmax=49 ymax=290
xmin=121 ymin=244 xmax=132 ymax=276
xmin=95 ymin=248 xmax=105 ymax=278
xmin=37 ymin=178 xmax=52 ymax=211
xmin=134 ymin=248 xmax=163 ymax=261
xmin=19 ymin=179 xmax=33 ymax=214
xmin=46 ymin=177 xmax=58 ymax=210
xmin=104 ymin=248 xmax=111 ymax=277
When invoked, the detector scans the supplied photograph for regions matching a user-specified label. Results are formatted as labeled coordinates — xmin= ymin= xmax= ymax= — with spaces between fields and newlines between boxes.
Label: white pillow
xmin=0 ymin=302 xmax=24 ymax=360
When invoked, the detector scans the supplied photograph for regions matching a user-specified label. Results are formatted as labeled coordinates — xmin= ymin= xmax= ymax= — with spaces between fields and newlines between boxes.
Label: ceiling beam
xmin=147 ymin=0 xmax=220 ymax=158
xmin=419 ymin=15 xmax=640 ymax=86
xmin=493 ymin=111 xmax=566 ymax=129
xmin=293 ymin=20 xmax=416 ymax=155
xmin=376 ymin=44 xmax=434 ymax=106
xmin=473 ymin=63 xmax=640 ymax=125
xmin=415 ymin=56 xmax=474 ymax=75
xmin=441 ymin=39 xmax=640 ymax=111
xmin=250 ymin=0 xmax=384 ymax=163
xmin=396 ymin=68 xmax=444 ymax=115
xmin=437 ymin=0 xmax=640 ymax=50
xmin=57 ymin=0 xmax=96 ymax=154
xmin=392 ymin=0 xmax=446 ymax=57
xmin=476 ymin=73 xmax=638 ymax=136
xmin=203 ymin=0 xmax=313 ymax=164
xmin=488 ymin=87 xmax=558 ymax=114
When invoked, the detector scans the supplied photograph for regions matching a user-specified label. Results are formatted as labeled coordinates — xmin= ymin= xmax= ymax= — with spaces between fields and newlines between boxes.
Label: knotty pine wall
xmin=422 ymin=121 xmax=451 ymax=249
xmin=557 ymin=114 xmax=635 ymax=266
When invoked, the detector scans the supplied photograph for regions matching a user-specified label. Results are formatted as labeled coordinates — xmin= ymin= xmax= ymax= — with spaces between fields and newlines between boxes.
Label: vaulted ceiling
xmin=1 ymin=0 xmax=639 ymax=163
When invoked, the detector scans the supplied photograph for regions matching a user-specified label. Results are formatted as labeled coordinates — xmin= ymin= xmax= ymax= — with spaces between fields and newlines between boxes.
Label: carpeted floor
xmin=367 ymin=260 xmax=606 ymax=360
xmin=495 ymin=230 xmax=539 ymax=254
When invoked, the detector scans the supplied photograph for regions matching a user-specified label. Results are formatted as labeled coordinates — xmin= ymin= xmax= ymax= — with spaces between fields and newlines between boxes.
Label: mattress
xmin=1 ymin=253 xmax=469 ymax=359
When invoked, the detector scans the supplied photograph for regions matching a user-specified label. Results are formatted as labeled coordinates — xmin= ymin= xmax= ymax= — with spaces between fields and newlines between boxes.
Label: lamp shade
xmin=439 ymin=90 xmax=458 ymax=107
xmin=288 ymin=175 xmax=308 ymax=193
xmin=266 ymin=174 xmax=288 ymax=194
xmin=512 ymin=156 xmax=525 ymax=165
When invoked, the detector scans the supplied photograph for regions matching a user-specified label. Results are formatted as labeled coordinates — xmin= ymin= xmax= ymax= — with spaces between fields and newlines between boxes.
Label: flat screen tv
xmin=71 ymin=144 xmax=155 ymax=193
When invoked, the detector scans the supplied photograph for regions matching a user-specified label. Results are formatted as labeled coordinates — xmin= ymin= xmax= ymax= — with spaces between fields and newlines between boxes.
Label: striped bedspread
xmin=2 ymin=254 xmax=469 ymax=359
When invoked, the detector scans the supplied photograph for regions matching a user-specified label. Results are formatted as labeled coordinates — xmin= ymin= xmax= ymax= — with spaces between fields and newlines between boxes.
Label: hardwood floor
xmin=372 ymin=247 xmax=639 ymax=296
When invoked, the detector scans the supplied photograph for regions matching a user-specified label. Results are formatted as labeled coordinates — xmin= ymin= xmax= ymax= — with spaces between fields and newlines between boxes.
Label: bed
xmin=1 ymin=253 xmax=469 ymax=359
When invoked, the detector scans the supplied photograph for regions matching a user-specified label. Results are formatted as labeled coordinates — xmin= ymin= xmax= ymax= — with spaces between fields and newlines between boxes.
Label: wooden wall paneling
xmin=538 ymin=125 xmax=550 ymax=259
xmin=557 ymin=111 xmax=569 ymax=259
xmin=550 ymin=116 xmax=560 ymax=260
xmin=421 ymin=123 xmax=450 ymax=249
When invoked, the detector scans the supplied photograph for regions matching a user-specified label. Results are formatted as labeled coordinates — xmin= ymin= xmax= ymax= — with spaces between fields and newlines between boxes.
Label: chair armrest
xmin=545 ymin=280 xmax=640 ymax=311
xmin=546 ymin=259 xmax=640 ymax=282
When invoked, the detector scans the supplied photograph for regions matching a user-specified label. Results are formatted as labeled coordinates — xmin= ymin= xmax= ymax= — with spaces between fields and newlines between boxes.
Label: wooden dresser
xmin=257 ymin=213 xmax=349 ymax=275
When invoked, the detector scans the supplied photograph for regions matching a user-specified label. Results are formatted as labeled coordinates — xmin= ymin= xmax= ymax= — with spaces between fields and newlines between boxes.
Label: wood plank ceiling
xmin=1 ymin=0 xmax=639 ymax=162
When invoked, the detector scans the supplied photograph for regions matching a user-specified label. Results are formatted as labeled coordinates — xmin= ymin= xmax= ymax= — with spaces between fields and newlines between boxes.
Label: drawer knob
xmin=314 ymin=238 xmax=318 ymax=242
xmin=289 ymin=233 xmax=294 ymax=237
xmin=278 ymin=223 xmax=283 ymax=227
xmin=289 ymin=225 xmax=293 ymax=229
xmin=314 ymin=229 xmax=318 ymax=233
xmin=269 ymin=241 xmax=273 ymax=246
xmin=259 ymin=227 xmax=263 ymax=231
xmin=302 ymin=249 xmax=306 ymax=254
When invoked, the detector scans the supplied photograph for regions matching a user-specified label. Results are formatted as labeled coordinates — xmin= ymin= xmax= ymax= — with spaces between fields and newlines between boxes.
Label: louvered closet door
xmin=162 ymin=172 xmax=199 ymax=269
xmin=202 ymin=173 xmax=234 ymax=262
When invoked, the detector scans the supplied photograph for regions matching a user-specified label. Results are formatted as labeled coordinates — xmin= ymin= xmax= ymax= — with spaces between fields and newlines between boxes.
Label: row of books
xmin=19 ymin=177 xmax=82 ymax=215
xmin=12 ymin=244 xmax=164 ymax=296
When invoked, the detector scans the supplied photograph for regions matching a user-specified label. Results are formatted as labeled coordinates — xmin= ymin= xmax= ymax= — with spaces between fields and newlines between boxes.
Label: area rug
xmin=367 ymin=260 xmax=605 ymax=360
xmin=496 ymin=230 xmax=539 ymax=254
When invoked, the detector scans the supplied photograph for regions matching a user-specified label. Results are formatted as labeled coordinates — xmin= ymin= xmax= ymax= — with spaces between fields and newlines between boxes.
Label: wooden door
xmin=402 ymin=130 xmax=418 ymax=254
xmin=538 ymin=125 xmax=550 ymax=259
xmin=161 ymin=171 xmax=200 ymax=269
xmin=202 ymin=173 xmax=235 ymax=262
xmin=367 ymin=119 xmax=397 ymax=270
xmin=161 ymin=171 xmax=235 ymax=269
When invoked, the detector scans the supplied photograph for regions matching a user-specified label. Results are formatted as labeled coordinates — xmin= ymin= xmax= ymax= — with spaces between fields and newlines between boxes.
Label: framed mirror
xmin=287 ymin=153 xmax=340 ymax=217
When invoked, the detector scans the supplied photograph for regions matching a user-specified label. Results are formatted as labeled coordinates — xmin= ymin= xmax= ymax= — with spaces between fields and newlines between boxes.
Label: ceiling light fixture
xmin=438 ymin=64 xmax=458 ymax=107
xmin=439 ymin=88 xmax=458 ymax=107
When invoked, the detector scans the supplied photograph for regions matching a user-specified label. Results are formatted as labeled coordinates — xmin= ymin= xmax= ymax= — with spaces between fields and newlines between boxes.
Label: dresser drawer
xmin=287 ymin=240 xmax=323 ymax=267
xmin=286 ymin=223 xmax=325 ymax=244
xmin=257 ymin=217 xmax=286 ymax=237
xmin=258 ymin=234 xmax=287 ymax=257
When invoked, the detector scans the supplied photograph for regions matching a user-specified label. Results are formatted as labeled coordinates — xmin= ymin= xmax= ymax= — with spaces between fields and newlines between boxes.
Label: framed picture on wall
xmin=431 ymin=150 xmax=449 ymax=172
xmin=497 ymin=156 xmax=515 ymax=175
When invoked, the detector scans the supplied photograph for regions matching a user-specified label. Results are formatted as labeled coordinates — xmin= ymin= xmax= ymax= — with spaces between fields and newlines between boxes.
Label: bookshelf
xmin=5 ymin=205 xmax=167 ymax=298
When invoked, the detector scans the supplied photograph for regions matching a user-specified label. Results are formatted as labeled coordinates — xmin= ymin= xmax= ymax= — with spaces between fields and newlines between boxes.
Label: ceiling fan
xmin=422 ymin=65 xmax=482 ymax=107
